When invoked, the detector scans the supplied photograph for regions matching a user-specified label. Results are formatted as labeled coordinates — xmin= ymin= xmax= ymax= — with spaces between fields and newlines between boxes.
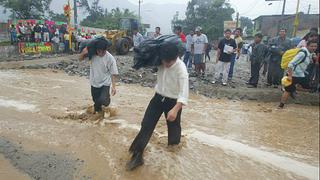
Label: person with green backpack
xmin=278 ymin=40 xmax=318 ymax=108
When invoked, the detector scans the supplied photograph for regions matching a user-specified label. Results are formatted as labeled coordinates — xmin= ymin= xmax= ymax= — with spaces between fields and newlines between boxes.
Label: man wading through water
xmin=79 ymin=39 xmax=118 ymax=121
xmin=126 ymin=42 xmax=189 ymax=171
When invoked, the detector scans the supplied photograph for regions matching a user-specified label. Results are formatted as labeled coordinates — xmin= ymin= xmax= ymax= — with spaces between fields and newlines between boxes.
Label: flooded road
xmin=0 ymin=69 xmax=319 ymax=180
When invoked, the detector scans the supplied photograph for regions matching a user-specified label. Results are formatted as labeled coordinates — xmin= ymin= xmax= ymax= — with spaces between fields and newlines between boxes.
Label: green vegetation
xmin=0 ymin=0 xmax=52 ymax=19
xmin=79 ymin=0 xmax=137 ymax=30
xmin=239 ymin=16 xmax=254 ymax=36
xmin=0 ymin=41 xmax=12 ymax=46
xmin=172 ymin=0 xmax=234 ymax=39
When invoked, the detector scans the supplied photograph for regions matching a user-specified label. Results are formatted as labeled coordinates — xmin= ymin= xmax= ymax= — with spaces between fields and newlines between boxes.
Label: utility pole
xmin=265 ymin=0 xmax=287 ymax=32
xmin=74 ymin=0 xmax=78 ymax=31
xmin=138 ymin=0 xmax=142 ymax=23
xmin=265 ymin=0 xmax=286 ymax=15
xmin=281 ymin=0 xmax=286 ymax=15
xmin=307 ymin=4 xmax=311 ymax=14
xmin=236 ymin=12 xmax=239 ymax=28
xmin=292 ymin=0 xmax=300 ymax=37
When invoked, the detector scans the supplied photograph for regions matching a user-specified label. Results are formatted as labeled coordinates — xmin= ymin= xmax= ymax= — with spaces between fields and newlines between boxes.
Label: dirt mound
xmin=19 ymin=53 xmax=319 ymax=106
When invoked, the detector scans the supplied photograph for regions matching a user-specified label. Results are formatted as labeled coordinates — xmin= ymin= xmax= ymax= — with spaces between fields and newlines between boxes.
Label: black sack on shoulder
xmin=79 ymin=36 xmax=111 ymax=60
xmin=132 ymin=35 xmax=183 ymax=70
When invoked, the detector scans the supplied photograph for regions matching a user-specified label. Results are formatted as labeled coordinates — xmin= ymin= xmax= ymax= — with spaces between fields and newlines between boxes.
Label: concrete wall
xmin=254 ymin=14 xmax=320 ymax=38
xmin=0 ymin=45 xmax=19 ymax=59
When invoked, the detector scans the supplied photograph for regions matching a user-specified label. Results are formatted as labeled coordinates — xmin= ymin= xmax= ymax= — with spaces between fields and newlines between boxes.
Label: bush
xmin=0 ymin=41 xmax=12 ymax=46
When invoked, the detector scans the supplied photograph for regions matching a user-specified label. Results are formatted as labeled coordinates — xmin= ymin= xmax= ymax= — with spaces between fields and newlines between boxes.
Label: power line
xmin=240 ymin=0 xmax=265 ymax=16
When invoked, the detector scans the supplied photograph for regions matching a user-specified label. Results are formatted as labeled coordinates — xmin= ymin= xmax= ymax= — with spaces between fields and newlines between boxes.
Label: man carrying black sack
xmin=126 ymin=41 xmax=189 ymax=171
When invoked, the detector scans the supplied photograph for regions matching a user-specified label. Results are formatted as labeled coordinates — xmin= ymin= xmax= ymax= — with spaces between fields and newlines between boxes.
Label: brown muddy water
xmin=0 ymin=69 xmax=319 ymax=180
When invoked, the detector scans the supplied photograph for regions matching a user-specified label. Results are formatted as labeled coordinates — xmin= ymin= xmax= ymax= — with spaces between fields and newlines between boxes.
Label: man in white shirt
xmin=184 ymin=30 xmax=194 ymax=70
xmin=51 ymin=35 xmax=60 ymax=54
xmin=192 ymin=27 xmax=208 ymax=77
xmin=133 ymin=29 xmax=144 ymax=47
xmin=127 ymin=42 xmax=189 ymax=171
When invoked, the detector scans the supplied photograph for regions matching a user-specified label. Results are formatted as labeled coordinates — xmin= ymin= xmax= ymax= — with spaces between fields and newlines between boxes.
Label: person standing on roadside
xmin=174 ymin=26 xmax=186 ymax=58
xmin=9 ymin=24 xmax=17 ymax=44
xmin=228 ymin=28 xmax=243 ymax=81
xmin=64 ymin=32 xmax=70 ymax=53
xmin=51 ymin=34 xmax=60 ymax=54
xmin=33 ymin=24 xmax=42 ymax=42
xmin=154 ymin=27 xmax=162 ymax=39
xmin=247 ymin=33 xmax=269 ymax=88
xmin=267 ymin=28 xmax=293 ymax=88
xmin=212 ymin=29 xmax=237 ymax=86
xmin=174 ymin=26 xmax=186 ymax=43
xmin=42 ymin=24 xmax=50 ymax=42
xmin=133 ymin=29 xmax=144 ymax=48
xmin=184 ymin=30 xmax=194 ymax=70
xmin=192 ymin=27 xmax=208 ymax=77
xmin=205 ymin=41 xmax=212 ymax=61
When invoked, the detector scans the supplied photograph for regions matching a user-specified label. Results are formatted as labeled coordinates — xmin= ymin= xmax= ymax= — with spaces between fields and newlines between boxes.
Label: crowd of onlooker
xmin=134 ymin=25 xmax=319 ymax=108
xmin=9 ymin=22 xmax=67 ymax=43
xmin=8 ymin=21 xmax=103 ymax=54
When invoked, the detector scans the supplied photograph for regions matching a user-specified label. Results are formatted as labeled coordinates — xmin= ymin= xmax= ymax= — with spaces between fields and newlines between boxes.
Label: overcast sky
xmin=128 ymin=0 xmax=319 ymax=19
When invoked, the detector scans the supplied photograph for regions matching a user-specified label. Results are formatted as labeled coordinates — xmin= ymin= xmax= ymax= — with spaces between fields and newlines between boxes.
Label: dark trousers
xmin=91 ymin=86 xmax=110 ymax=112
xmin=205 ymin=51 xmax=210 ymax=61
xmin=183 ymin=51 xmax=192 ymax=69
xmin=129 ymin=93 xmax=182 ymax=154
xmin=267 ymin=60 xmax=283 ymax=85
xmin=307 ymin=63 xmax=320 ymax=91
xmin=228 ymin=54 xmax=237 ymax=79
xmin=249 ymin=61 xmax=262 ymax=85
xmin=10 ymin=33 xmax=17 ymax=44
xmin=64 ymin=40 xmax=70 ymax=53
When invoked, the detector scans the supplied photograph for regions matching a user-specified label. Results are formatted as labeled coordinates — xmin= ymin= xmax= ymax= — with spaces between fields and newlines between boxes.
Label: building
xmin=253 ymin=13 xmax=319 ymax=38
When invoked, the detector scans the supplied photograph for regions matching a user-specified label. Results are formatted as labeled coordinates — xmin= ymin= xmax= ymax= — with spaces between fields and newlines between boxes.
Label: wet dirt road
xmin=0 ymin=69 xmax=319 ymax=180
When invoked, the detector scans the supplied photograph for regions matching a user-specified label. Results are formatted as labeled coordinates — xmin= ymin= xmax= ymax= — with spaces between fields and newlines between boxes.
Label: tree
xmin=80 ymin=0 xmax=137 ymax=30
xmin=171 ymin=11 xmax=186 ymax=31
xmin=239 ymin=16 xmax=253 ymax=30
xmin=49 ymin=11 xmax=67 ymax=22
xmin=171 ymin=0 xmax=234 ymax=40
xmin=239 ymin=16 xmax=254 ymax=36
xmin=0 ymin=0 xmax=52 ymax=19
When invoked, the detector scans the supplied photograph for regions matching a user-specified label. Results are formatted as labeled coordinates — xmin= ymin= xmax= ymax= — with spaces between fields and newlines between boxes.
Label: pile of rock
xmin=48 ymin=60 xmax=90 ymax=77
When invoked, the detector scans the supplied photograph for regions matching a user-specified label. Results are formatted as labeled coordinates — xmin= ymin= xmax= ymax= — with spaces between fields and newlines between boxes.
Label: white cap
xmin=195 ymin=26 xmax=202 ymax=32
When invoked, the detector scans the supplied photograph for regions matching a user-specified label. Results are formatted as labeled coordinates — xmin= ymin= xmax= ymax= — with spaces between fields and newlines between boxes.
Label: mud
xmin=0 ymin=69 xmax=319 ymax=180
xmin=13 ymin=52 xmax=319 ymax=105
xmin=0 ymin=137 xmax=83 ymax=180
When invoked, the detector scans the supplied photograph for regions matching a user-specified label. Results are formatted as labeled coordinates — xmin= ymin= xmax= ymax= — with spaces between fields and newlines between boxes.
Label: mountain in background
xmin=50 ymin=0 xmax=187 ymax=33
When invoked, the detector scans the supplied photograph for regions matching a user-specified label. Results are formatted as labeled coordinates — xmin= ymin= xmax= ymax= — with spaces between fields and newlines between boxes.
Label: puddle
xmin=0 ymin=98 xmax=38 ymax=112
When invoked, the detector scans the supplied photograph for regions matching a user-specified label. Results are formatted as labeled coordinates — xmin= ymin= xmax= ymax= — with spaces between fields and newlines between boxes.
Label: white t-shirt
xmin=155 ymin=59 xmax=189 ymax=105
xmin=192 ymin=34 xmax=208 ymax=54
xmin=51 ymin=36 xmax=60 ymax=44
xmin=90 ymin=51 xmax=119 ymax=88
xmin=133 ymin=33 xmax=144 ymax=47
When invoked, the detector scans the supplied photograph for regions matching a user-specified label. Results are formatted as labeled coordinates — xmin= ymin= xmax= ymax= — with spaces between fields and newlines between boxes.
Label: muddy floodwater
xmin=0 ymin=69 xmax=319 ymax=180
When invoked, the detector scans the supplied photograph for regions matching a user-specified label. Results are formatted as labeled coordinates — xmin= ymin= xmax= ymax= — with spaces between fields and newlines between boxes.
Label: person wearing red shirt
xmin=174 ymin=26 xmax=186 ymax=43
